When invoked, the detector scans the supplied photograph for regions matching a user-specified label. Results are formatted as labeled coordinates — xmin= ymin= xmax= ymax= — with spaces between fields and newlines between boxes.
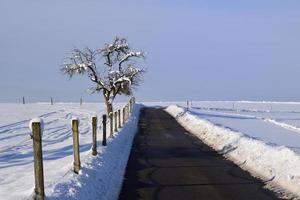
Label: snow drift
xmin=46 ymin=104 xmax=143 ymax=200
xmin=165 ymin=105 xmax=300 ymax=199
xmin=0 ymin=102 xmax=141 ymax=200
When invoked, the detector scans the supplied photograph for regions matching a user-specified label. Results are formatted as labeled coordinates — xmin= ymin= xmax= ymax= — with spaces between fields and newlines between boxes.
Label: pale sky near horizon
xmin=1 ymin=0 xmax=300 ymax=102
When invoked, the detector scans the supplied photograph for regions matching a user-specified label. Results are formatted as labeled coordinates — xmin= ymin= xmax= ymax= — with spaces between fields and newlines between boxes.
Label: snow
xmin=4 ymin=100 xmax=300 ymax=199
xmin=0 ymin=102 xmax=142 ymax=200
xmin=119 ymin=51 xmax=143 ymax=64
xmin=188 ymin=102 xmax=300 ymax=154
xmin=71 ymin=117 xmax=79 ymax=121
xmin=48 ymin=104 xmax=143 ymax=200
xmin=29 ymin=118 xmax=44 ymax=132
xmin=165 ymin=103 xmax=300 ymax=198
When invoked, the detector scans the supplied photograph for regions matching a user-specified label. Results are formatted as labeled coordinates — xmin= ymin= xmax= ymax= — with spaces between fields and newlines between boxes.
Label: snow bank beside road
xmin=46 ymin=104 xmax=143 ymax=200
xmin=165 ymin=105 xmax=300 ymax=198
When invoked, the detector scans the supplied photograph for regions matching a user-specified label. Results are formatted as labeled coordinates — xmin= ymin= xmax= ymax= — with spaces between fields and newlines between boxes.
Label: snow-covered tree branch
xmin=61 ymin=37 xmax=145 ymax=115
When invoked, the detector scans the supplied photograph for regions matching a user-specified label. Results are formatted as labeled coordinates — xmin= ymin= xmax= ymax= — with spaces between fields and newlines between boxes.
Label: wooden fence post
xmin=128 ymin=101 xmax=131 ymax=113
xmin=80 ymin=97 xmax=83 ymax=106
xmin=126 ymin=105 xmax=129 ymax=120
xmin=122 ymin=107 xmax=125 ymax=125
xmin=23 ymin=96 xmax=25 ymax=104
xmin=51 ymin=97 xmax=53 ymax=105
xmin=114 ymin=111 xmax=118 ymax=132
xmin=72 ymin=118 xmax=81 ymax=174
xmin=127 ymin=104 xmax=130 ymax=118
xmin=92 ymin=116 xmax=97 ymax=156
xmin=31 ymin=120 xmax=45 ymax=200
xmin=187 ymin=100 xmax=189 ymax=111
xmin=124 ymin=105 xmax=127 ymax=122
xmin=102 ymin=115 xmax=107 ymax=146
xmin=129 ymin=102 xmax=131 ymax=113
xmin=132 ymin=97 xmax=135 ymax=110
xmin=118 ymin=110 xmax=121 ymax=128
xmin=109 ymin=112 xmax=113 ymax=137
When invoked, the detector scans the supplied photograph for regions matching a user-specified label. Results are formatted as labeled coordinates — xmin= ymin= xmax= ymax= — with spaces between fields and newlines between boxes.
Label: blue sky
xmin=1 ymin=0 xmax=300 ymax=102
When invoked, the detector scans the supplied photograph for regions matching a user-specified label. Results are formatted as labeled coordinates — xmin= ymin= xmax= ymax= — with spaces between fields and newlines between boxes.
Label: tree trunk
xmin=105 ymin=99 xmax=114 ymax=137
xmin=103 ymin=90 xmax=113 ymax=116
xmin=105 ymin=100 xmax=113 ymax=116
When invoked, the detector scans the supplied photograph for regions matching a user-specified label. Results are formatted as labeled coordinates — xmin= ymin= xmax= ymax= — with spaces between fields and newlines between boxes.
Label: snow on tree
xmin=61 ymin=37 xmax=145 ymax=115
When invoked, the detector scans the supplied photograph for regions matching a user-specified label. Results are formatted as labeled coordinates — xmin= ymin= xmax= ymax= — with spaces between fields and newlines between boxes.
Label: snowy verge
xmin=165 ymin=105 xmax=300 ymax=199
xmin=44 ymin=104 xmax=143 ymax=200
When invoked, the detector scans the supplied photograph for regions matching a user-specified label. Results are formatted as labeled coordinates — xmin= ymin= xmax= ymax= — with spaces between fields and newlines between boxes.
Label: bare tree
xmin=62 ymin=37 xmax=145 ymax=115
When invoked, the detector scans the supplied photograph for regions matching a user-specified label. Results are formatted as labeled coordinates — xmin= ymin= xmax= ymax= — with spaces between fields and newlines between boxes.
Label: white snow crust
xmin=0 ymin=102 xmax=140 ymax=200
xmin=29 ymin=118 xmax=44 ymax=132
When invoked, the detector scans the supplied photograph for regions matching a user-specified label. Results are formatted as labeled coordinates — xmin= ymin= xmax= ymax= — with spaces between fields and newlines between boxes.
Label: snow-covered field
xmin=2 ymin=101 xmax=300 ymax=199
xmin=165 ymin=101 xmax=300 ymax=199
xmin=190 ymin=101 xmax=300 ymax=154
xmin=0 ymin=102 xmax=142 ymax=200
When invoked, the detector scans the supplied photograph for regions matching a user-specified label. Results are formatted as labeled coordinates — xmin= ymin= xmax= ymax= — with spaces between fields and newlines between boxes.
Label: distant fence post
xmin=102 ymin=115 xmax=107 ymax=146
xmin=122 ymin=107 xmax=125 ymax=125
xmin=92 ymin=116 xmax=97 ymax=156
xmin=118 ymin=110 xmax=121 ymax=128
xmin=80 ymin=97 xmax=83 ymax=106
xmin=124 ymin=105 xmax=127 ymax=121
xmin=131 ymin=98 xmax=134 ymax=110
xmin=129 ymin=101 xmax=132 ymax=113
xmin=186 ymin=100 xmax=189 ymax=111
xmin=51 ymin=97 xmax=53 ymax=105
xmin=31 ymin=121 xmax=45 ymax=200
xmin=109 ymin=112 xmax=113 ymax=137
xmin=114 ymin=111 xmax=118 ymax=132
xmin=128 ymin=101 xmax=131 ymax=113
xmin=23 ymin=96 xmax=25 ymax=104
xmin=127 ymin=104 xmax=130 ymax=118
xmin=72 ymin=119 xmax=81 ymax=174
xmin=127 ymin=104 xmax=129 ymax=120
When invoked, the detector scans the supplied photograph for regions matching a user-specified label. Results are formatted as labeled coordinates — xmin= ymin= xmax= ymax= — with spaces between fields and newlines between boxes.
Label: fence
xmin=21 ymin=97 xmax=84 ymax=106
xmin=29 ymin=97 xmax=136 ymax=200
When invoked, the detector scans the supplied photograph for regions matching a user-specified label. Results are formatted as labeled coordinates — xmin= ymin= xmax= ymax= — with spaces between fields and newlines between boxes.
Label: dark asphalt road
xmin=118 ymin=108 xmax=279 ymax=200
